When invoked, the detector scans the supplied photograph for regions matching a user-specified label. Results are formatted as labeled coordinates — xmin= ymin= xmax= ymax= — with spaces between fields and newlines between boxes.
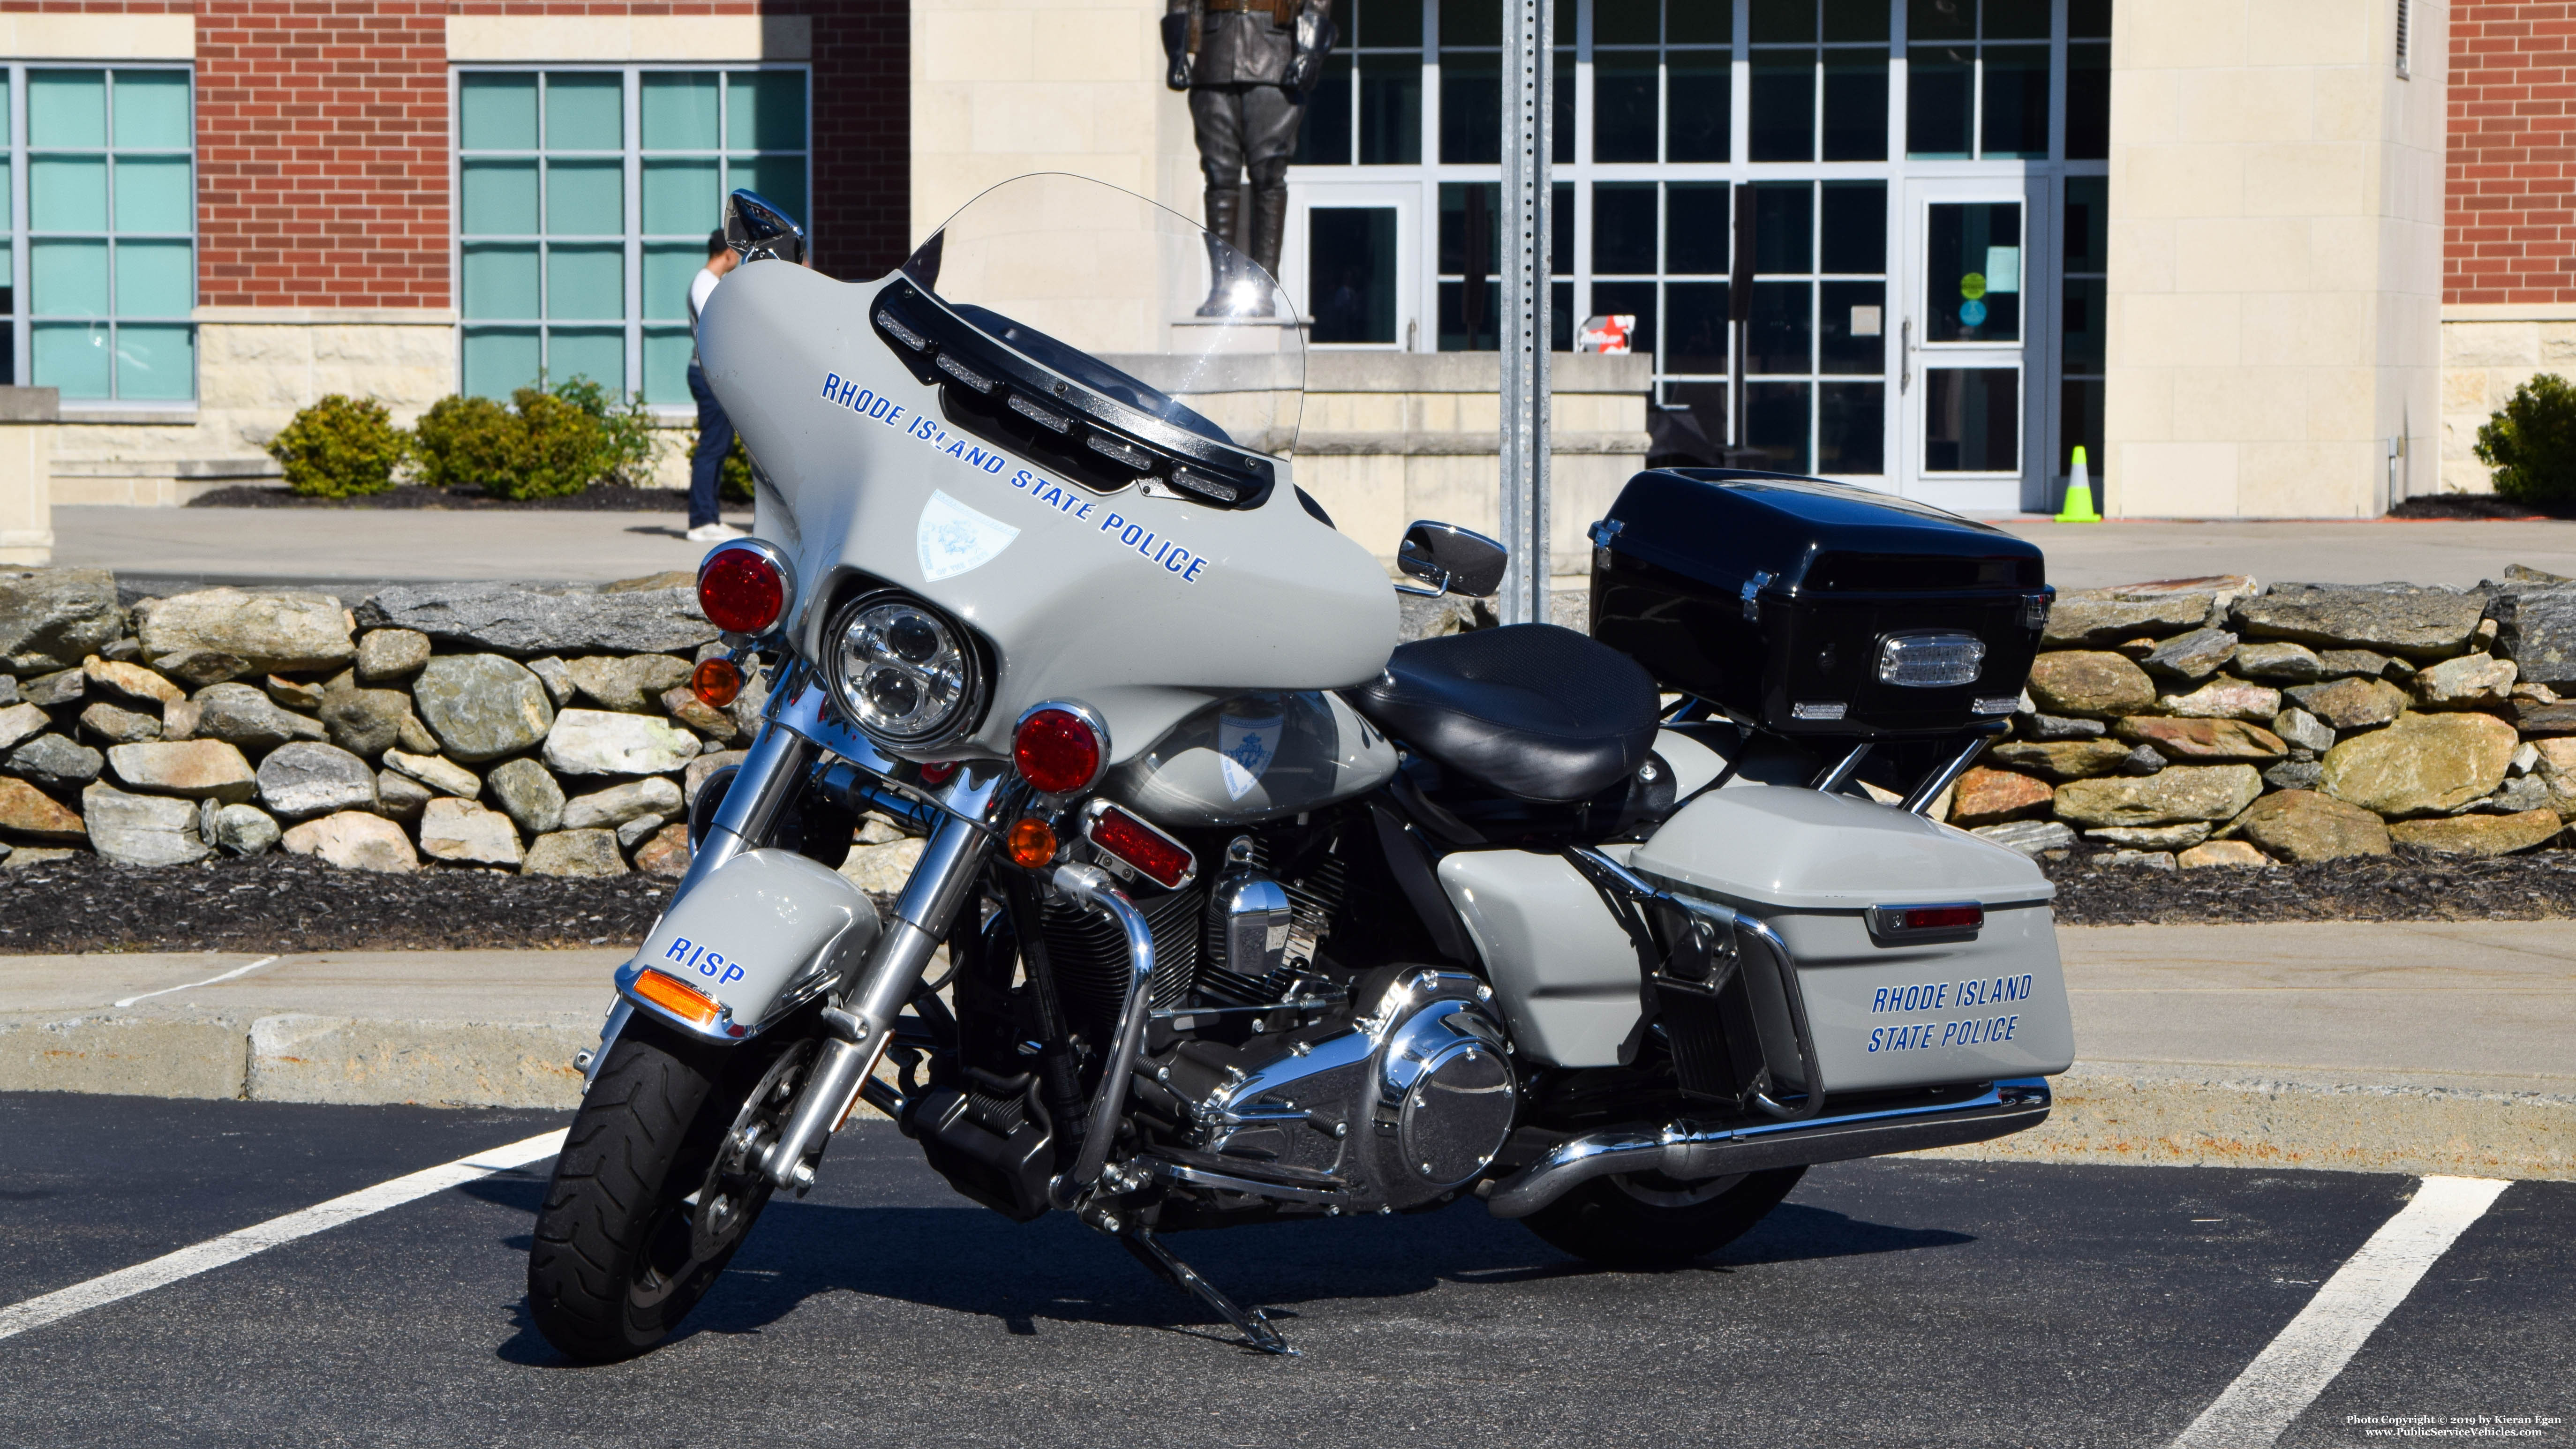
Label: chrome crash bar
xmin=1047 ymin=862 xmax=1158 ymax=1209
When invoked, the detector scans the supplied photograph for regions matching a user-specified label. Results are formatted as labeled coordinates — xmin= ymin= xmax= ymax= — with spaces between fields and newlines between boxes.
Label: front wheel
xmin=1522 ymin=1165 xmax=1806 ymax=1270
xmin=526 ymin=1018 xmax=819 ymax=1362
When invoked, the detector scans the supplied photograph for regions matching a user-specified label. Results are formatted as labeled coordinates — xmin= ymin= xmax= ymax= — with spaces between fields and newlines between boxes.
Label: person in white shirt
xmin=684 ymin=229 xmax=743 ymax=543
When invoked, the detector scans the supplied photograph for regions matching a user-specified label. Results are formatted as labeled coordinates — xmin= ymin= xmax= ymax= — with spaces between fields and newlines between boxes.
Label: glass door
xmin=1898 ymin=178 xmax=2030 ymax=511
xmin=1280 ymin=181 xmax=1420 ymax=350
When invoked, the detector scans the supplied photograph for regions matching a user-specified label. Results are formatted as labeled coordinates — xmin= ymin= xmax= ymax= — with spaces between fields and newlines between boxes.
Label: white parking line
xmin=2168 ymin=1175 xmax=2514 ymax=1449
xmin=0 ymin=1128 xmax=565 ymax=1344
xmin=113 ymin=955 xmax=282 ymax=1008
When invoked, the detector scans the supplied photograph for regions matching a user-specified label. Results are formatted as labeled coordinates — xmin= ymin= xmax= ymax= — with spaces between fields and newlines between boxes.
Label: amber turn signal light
xmin=633 ymin=968 xmax=723 ymax=1029
xmin=1006 ymin=816 xmax=1059 ymax=869
xmin=692 ymin=656 xmax=743 ymax=709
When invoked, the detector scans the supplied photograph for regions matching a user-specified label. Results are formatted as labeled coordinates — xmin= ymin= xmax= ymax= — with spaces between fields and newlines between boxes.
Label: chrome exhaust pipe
xmin=1484 ymin=1079 xmax=2053 ymax=1219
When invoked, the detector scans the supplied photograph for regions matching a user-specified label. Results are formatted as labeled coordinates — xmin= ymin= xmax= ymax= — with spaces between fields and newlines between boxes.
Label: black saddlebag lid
xmin=1597 ymin=468 xmax=2045 ymax=597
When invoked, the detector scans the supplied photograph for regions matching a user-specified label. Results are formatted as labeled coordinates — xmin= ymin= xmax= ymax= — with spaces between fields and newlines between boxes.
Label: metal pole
xmin=1499 ymin=0 xmax=1552 ymax=627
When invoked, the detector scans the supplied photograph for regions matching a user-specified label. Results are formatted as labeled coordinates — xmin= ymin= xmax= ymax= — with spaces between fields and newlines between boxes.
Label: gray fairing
xmin=1102 ymin=690 xmax=1396 ymax=828
xmin=697 ymin=260 xmax=1399 ymax=766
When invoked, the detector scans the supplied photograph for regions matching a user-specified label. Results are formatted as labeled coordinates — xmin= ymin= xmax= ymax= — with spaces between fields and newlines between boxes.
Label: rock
xmin=2041 ymin=594 xmax=2211 ymax=646
xmin=685 ymin=750 xmax=747 ymax=803
xmin=0 ymin=675 xmax=15 ymax=705
xmin=1967 ymin=820 xmax=2075 ymax=856
xmin=99 ymin=637 xmax=141 ymax=662
xmin=2114 ymin=716 xmax=2288 ymax=762
xmin=133 ymin=588 xmax=356 ymax=673
xmin=2321 ymin=711 xmax=2518 ymax=818
xmin=561 ymin=776 xmax=685 ymax=831
xmin=0 ymin=777 xmax=85 ymax=841
xmin=2118 ymin=744 xmax=2168 ymax=775
xmin=2388 ymin=809 xmax=2565 ymax=857
xmin=23 ymin=667 xmax=83 ymax=708
xmin=840 ymin=837 xmax=925 ymax=893
xmin=2220 ymin=790 xmax=2392 ymax=862
xmin=0 ymin=701 xmax=48 ymax=752
xmin=616 ymin=813 xmax=670 ymax=850
xmin=281 ymin=810 xmax=418 ymax=873
xmin=526 ymin=656 xmax=577 ymax=707
xmin=2157 ymin=677 xmax=2282 ymax=721
xmin=2140 ymin=628 xmax=2238 ymax=682
xmin=2484 ymin=585 xmax=2576 ymax=686
xmin=661 ymin=685 xmax=738 ymax=742
xmin=2099 ymin=849 xmax=2178 ymax=871
xmin=266 ymin=678 xmax=326 ymax=714
xmin=210 ymin=803 xmax=280 ymax=856
xmin=633 ymin=821 xmax=693 ymax=878
xmin=374 ymin=768 xmax=431 ymax=823
xmin=356 ymin=583 xmax=717 ymax=658
xmin=566 ymin=653 xmax=694 ymax=713
xmin=2534 ymin=736 xmax=2576 ymax=776
xmin=487 ymin=758 xmax=565 ymax=836
xmin=153 ymin=649 xmax=253 ymax=688
xmin=2271 ymin=707 xmax=2337 ymax=754
xmin=2513 ymin=742 xmax=2543 ymax=775
xmin=2516 ymin=701 xmax=2576 ymax=736
xmin=2021 ymin=713 xmax=2106 ymax=741
xmin=354 ymin=628 xmax=431 ymax=683
xmin=2471 ymin=774 xmax=2553 ymax=815
xmin=83 ymin=657 xmax=182 ymax=708
xmin=602 ymin=570 xmax=697 ymax=593
xmin=2025 ymin=652 xmax=2156 ymax=719
xmin=2264 ymin=759 xmax=2326 ymax=791
xmin=161 ymin=697 xmax=201 ymax=740
xmin=256 ymin=741 xmax=380 ymax=821
xmin=418 ymin=798 xmax=525 ymax=866
xmin=2317 ymin=649 xmax=2403 ymax=681
xmin=2053 ymin=764 xmax=2264 ymax=827
xmin=1946 ymin=767 xmax=2055 ymax=826
xmin=2178 ymin=840 xmax=2273 ymax=869
xmin=2231 ymin=640 xmax=2324 ymax=682
xmin=81 ymin=783 xmax=204 ymax=864
xmin=524 ymin=828 xmax=628 ymax=877
xmin=543 ymin=708 xmax=700 ymax=776
xmin=412 ymin=654 xmax=555 ymax=763
xmin=0 ymin=845 xmax=75 ymax=868
xmin=2410 ymin=653 xmax=2518 ymax=710
xmin=317 ymin=686 xmax=415 ymax=761
xmin=190 ymin=683 xmax=322 ymax=753
xmin=2287 ymin=676 xmax=2409 ymax=731
xmin=0 ymin=568 xmax=122 ymax=672
xmin=382 ymin=749 xmax=480 ymax=799
xmin=106 ymin=740 xmax=257 ymax=803
xmin=2231 ymin=583 xmax=2485 ymax=661
xmin=7 ymin=734 xmax=100 ymax=789
xmin=396 ymin=714 xmax=438 ymax=755
xmin=2085 ymin=822 xmax=2214 ymax=849
xmin=728 ymin=665 xmax=771 ymax=737
xmin=1988 ymin=740 xmax=2134 ymax=780
xmin=2516 ymin=680 xmax=2561 ymax=706
xmin=79 ymin=702 xmax=160 ymax=743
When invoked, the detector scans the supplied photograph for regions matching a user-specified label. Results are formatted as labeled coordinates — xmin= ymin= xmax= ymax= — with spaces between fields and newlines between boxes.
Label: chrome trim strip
xmin=1079 ymin=796 xmax=1198 ymax=889
xmin=696 ymin=535 xmax=798 ymax=639
xmin=1140 ymin=1156 xmax=1342 ymax=1205
xmin=1014 ymin=699 xmax=1112 ymax=794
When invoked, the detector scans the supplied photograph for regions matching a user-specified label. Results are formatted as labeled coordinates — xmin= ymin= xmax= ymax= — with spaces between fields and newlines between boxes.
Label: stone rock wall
xmin=1962 ymin=570 xmax=2576 ymax=869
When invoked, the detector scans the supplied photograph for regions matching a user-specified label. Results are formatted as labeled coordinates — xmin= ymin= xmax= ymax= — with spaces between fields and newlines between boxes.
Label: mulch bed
xmin=186 ymin=483 xmax=729 ymax=513
xmin=2042 ymin=845 xmax=2576 ymax=925
xmin=2384 ymin=494 xmax=2574 ymax=521
xmin=0 ymin=853 xmax=678 ymax=954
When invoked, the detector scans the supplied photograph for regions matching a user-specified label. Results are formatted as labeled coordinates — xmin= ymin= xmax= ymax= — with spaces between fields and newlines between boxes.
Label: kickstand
xmin=1119 ymin=1224 xmax=1298 ymax=1357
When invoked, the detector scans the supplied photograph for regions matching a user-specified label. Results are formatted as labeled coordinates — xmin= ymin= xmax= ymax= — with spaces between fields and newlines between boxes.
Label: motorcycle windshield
xmin=901 ymin=173 xmax=1303 ymax=461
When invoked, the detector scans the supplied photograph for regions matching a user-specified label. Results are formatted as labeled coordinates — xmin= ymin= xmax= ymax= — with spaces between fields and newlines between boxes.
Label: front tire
xmin=1522 ymin=1165 xmax=1806 ymax=1270
xmin=526 ymin=1019 xmax=812 ymax=1362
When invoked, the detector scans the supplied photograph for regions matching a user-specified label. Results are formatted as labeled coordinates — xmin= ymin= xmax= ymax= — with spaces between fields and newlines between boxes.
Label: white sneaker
xmin=686 ymin=522 xmax=745 ymax=543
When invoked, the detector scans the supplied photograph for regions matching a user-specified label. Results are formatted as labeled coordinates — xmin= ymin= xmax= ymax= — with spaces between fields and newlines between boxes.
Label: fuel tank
xmin=1101 ymin=690 xmax=1397 ymax=828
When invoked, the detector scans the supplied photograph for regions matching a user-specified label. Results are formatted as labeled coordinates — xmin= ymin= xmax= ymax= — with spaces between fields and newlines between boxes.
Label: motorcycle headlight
xmin=823 ymin=591 xmax=988 ymax=747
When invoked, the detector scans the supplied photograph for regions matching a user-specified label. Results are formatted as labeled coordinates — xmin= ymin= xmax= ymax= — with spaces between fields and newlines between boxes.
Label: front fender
xmin=618 ymin=848 xmax=883 ymax=1042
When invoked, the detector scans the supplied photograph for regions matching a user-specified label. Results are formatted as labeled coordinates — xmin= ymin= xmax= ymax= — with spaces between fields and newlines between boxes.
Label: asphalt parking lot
xmin=0 ymin=1092 xmax=2565 ymax=1449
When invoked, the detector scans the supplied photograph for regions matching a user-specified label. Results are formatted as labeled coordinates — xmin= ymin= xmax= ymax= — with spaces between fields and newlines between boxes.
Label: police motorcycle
xmin=526 ymin=174 xmax=2077 ymax=1362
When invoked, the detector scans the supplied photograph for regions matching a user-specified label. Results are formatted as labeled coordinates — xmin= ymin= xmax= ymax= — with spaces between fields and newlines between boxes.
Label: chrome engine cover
xmin=1179 ymin=969 xmax=1517 ymax=1211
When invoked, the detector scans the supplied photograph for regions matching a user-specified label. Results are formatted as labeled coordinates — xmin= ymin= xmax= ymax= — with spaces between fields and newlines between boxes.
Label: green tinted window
xmin=24 ymin=67 xmax=196 ymax=398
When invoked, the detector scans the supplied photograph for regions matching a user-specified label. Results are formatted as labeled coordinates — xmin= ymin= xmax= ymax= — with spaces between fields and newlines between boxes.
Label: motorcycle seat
xmin=1351 ymin=623 xmax=1662 ymax=804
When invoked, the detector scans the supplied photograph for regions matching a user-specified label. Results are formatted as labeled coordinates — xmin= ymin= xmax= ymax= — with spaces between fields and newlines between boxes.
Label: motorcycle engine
xmin=1147 ymin=969 xmax=1518 ymax=1214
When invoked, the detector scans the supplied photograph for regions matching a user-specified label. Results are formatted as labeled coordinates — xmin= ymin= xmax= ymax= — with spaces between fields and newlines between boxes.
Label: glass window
xmin=1906 ymin=0 xmax=2077 ymax=159
xmin=2060 ymin=175 xmax=2107 ymax=482
xmin=1302 ymin=0 xmax=1427 ymax=165
xmin=1440 ymin=181 xmax=1571 ymax=350
xmin=458 ymin=68 xmax=810 ymax=403
xmin=18 ymin=67 xmax=194 ymax=400
xmin=1924 ymin=200 xmax=2020 ymax=344
xmin=2066 ymin=41 xmax=2112 ymax=159
xmin=1593 ymin=182 xmax=1658 ymax=274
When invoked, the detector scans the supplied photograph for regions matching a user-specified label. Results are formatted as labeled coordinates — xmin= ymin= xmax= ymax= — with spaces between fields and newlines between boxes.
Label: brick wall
xmin=2448 ymin=1 xmax=2576 ymax=304
xmin=6 ymin=0 xmax=909 ymax=308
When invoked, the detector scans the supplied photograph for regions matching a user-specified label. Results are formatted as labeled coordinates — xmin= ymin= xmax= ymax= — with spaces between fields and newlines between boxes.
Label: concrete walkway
xmin=2 ymin=922 xmax=2567 ymax=1177
xmin=1995 ymin=517 xmax=2576 ymax=591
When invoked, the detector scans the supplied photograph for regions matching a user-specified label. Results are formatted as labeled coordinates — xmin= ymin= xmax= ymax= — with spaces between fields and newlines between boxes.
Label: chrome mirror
xmin=1395 ymin=520 xmax=1507 ymax=599
xmin=725 ymin=189 xmax=806 ymax=266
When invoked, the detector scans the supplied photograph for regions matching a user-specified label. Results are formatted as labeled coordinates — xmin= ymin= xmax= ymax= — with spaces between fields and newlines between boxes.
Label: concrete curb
xmin=1914 ymin=1063 xmax=2576 ymax=1181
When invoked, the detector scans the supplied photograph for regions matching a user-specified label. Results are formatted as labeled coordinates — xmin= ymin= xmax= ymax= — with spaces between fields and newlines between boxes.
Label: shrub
xmin=408 ymin=394 xmax=514 ymax=492
xmin=550 ymin=375 xmax=663 ymax=487
xmin=489 ymin=388 xmax=605 ymax=500
xmin=721 ymin=433 xmax=755 ymax=502
xmin=2475 ymin=374 xmax=2576 ymax=505
xmin=266 ymin=394 xmax=405 ymax=498
xmin=407 ymin=378 xmax=665 ymax=500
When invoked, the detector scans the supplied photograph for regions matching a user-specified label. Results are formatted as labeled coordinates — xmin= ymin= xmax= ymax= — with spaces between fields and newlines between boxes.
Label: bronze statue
xmin=1163 ymin=0 xmax=1336 ymax=314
